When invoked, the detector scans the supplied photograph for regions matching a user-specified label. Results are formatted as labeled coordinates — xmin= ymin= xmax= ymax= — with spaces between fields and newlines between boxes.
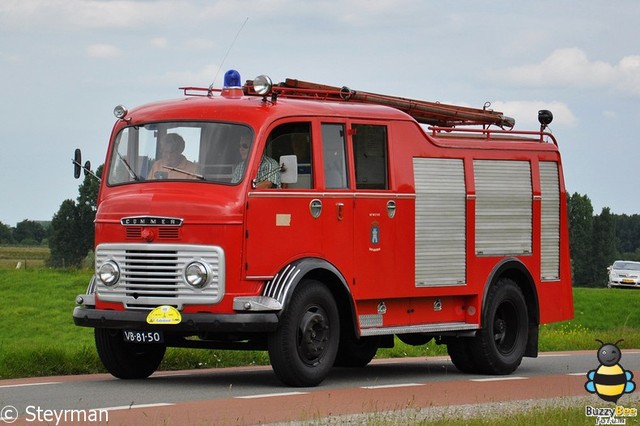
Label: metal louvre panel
xmin=414 ymin=158 xmax=466 ymax=286
xmin=95 ymin=243 xmax=225 ymax=309
xmin=540 ymin=161 xmax=560 ymax=280
xmin=474 ymin=160 xmax=532 ymax=255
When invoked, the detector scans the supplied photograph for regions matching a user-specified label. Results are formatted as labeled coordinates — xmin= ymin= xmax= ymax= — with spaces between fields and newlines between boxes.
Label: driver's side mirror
xmin=279 ymin=155 xmax=298 ymax=184
xmin=73 ymin=149 xmax=82 ymax=179
xmin=72 ymin=148 xmax=101 ymax=182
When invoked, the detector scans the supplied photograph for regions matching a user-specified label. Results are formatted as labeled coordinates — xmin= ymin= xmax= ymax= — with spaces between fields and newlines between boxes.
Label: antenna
xmin=209 ymin=17 xmax=249 ymax=91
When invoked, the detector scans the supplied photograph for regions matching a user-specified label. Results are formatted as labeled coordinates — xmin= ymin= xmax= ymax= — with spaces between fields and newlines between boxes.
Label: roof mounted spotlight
xmin=113 ymin=105 xmax=128 ymax=119
xmin=538 ymin=109 xmax=553 ymax=131
xmin=253 ymin=75 xmax=273 ymax=101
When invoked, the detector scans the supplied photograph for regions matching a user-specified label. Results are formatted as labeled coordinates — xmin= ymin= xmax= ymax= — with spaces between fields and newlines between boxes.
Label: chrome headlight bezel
xmin=184 ymin=261 xmax=211 ymax=289
xmin=98 ymin=260 xmax=120 ymax=287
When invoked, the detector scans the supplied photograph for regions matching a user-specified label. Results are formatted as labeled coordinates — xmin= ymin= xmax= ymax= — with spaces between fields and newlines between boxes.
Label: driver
xmin=147 ymin=133 xmax=199 ymax=179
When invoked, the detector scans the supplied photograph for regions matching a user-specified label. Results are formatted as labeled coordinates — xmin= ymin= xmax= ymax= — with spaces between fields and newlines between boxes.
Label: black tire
xmin=469 ymin=278 xmax=528 ymax=375
xmin=446 ymin=337 xmax=480 ymax=374
xmin=267 ymin=281 xmax=339 ymax=386
xmin=95 ymin=328 xmax=166 ymax=379
xmin=334 ymin=332 xmax=379 ymax=368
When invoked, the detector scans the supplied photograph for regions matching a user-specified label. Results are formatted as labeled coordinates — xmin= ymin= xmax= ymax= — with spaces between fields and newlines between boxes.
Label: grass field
xmin=0 ymin=245 xmax=49 ymax=269
xmin=1 ymin=268 xmax=639 ymax=380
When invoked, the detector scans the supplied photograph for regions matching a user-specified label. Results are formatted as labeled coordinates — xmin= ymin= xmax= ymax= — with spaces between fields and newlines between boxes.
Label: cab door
xmin=245 ymin=121 xmax=321 ymax=277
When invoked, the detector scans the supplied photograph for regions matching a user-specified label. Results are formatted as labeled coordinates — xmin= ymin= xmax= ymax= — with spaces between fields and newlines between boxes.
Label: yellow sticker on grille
xmin=146 ymin=305 xmax=182 ymax=325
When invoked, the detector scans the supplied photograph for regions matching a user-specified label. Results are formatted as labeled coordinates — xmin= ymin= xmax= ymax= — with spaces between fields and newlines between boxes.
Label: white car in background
xmin=608 ymin=260 xmax=640 ymax=288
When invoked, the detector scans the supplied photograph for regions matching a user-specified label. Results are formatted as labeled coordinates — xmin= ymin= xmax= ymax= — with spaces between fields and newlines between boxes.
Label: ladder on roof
xmin=248 ymin=78 xmax=515 ymax=128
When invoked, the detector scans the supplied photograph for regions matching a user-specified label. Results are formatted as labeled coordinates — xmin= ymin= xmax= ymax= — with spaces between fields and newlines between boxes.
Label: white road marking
xmin=538 ymin=353 xmax=572 ymax=357
xmin=361 ymin=383 xmax=423 ymax=389
xmin=0 ymin=381 xmax=60 ymax=389
xmin=470 ymin=376 xmax=528 ymax=382
xmin=101 ymin=403 xmax=175 ymax=411
xmin=236 ymin=392 xmax=308 ymax=399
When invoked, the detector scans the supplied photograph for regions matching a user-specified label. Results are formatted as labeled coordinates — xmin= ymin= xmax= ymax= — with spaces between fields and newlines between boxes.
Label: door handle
xmin=309 ymin=199 xmax=322 ymax=218
xmin=336 ymin=202 xmax=344 ymax=221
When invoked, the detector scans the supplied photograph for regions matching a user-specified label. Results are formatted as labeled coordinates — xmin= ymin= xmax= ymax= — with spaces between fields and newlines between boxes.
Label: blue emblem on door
xmin=371 ymin=224 xmax=380 ymax=244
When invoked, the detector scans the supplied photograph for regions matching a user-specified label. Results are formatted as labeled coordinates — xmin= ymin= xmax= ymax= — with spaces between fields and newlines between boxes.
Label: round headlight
xmin=185 ymin=261 xmax=209 ymax=288
xmin=253 ymin=75 xmax=273 ymax=96
xmin=98 ymin=260 xmax=120 ymax=287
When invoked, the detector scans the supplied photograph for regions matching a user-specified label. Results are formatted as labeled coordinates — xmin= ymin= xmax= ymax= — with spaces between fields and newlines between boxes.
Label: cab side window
xmin=322 ymin=123 xmax=349 ymax=189
xmin=352 ymin=124 xmax=388 ymax=190
xmin=264 ymin=122 xmax=312 ymax=189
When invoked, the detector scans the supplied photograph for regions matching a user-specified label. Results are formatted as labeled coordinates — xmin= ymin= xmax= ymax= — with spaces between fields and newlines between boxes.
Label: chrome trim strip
xmin=248 ymin=191 xmax=415 ymax=200
xmin=360 ymin=322 xmax=479 ymax=337
xmin=233 ymin=296 xmax=282 ymax=312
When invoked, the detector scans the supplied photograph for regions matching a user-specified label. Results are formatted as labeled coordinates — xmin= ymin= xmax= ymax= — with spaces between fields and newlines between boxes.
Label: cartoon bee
xmin=585 ymin=339 xmax=635 ymax=403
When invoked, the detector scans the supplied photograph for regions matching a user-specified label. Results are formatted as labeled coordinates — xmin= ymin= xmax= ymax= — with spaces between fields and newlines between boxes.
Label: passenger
xmin=231 ymin=135 xmax=281 ymax=188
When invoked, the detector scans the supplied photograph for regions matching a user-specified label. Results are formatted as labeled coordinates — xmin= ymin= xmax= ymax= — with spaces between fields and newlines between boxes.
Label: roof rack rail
xmin=244 ymin=78 xmax=515 ymax=128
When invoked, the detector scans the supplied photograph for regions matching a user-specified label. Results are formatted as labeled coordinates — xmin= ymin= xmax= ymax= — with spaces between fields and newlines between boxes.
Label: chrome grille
xmin=95 ymin=243 xmax=225 ymax=309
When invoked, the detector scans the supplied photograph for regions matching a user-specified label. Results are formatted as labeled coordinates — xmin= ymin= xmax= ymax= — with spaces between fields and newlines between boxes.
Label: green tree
xmin=567 ymin=192 xmax=594 ymax=285
xmin=14 ymin=219 xmax=47 ymax=245
xmin=615 ymin=213 xmax=640 ymax=256
xmin=0 ymin=221 xmax=15 ymax=244
xmin=48 ymin=165 xmax=102 ymax=268
xmin=76 ymin=165 xmax=103 ymax=257
xmin=48 ymin=200 xmax=85 ymax=267
xmin=591 ymin=207 xmax=617 ymax=286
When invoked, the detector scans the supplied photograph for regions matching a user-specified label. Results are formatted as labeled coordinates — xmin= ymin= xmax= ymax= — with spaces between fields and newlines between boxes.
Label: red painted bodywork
xmin=93 ymin=89 xmax=573 ymax=330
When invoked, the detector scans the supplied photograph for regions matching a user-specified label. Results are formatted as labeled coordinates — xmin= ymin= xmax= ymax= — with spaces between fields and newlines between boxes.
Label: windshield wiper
xmin=162 ymin=165 xmax=204 ymax=180
xmin=117 ymin=153 xmax=141 ymax=181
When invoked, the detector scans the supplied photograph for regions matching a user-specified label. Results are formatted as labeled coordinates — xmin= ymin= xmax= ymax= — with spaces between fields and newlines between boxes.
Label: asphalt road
xmin=2 ymin=350 xmax=640 ymax=425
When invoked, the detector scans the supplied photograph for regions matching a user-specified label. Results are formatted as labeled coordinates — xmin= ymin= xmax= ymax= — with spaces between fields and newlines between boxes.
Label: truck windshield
xmin=107 ymin=122 xmax=253 ymax=185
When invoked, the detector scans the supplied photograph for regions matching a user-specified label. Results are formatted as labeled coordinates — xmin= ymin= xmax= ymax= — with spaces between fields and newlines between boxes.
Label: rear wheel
xmin=268 ymin=281 xmax=339 ymax=386
xmin=469 ymin=278 xmax=529 ymax=374
xmin=95 ymin=328 xmax=166 ymax=379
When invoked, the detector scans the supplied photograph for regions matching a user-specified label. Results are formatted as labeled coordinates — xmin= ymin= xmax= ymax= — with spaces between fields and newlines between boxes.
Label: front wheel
xmin=95 ymin=328 xmax=166 ymax=379
xmin=267 ymin=281 xmax=339 ymax=387
xmin=468 ymin=278 xmax=529 ymax=375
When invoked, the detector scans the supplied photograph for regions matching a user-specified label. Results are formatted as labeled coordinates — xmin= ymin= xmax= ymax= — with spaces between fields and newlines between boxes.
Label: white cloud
xmin=146 ymin=64 xmax=220 ymax=88
xmin=86 ymin=43 xmax=122 ymax=59
xmin=150 ymin=37 xmax=168 ymax=49
xmin=490 ymin=100 xmax=577 ymax=129
xmin=0 ymin=0 xmax=185 ymax=31
xmin=185 ymin=38 xmax=216 ymax=51
xmin=496 ymin=48 xmax=640 ymax=96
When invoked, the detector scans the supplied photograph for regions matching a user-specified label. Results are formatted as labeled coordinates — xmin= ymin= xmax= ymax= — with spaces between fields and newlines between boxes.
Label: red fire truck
xmin=73 ymin=70 xmax=573 ymax=387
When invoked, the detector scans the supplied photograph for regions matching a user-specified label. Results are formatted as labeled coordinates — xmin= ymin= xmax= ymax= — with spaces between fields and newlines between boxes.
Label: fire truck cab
xmin=73 ymin=70 xmax=573 ymax=387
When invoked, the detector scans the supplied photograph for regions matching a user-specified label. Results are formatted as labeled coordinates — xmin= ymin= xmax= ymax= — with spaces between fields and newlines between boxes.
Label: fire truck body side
xmin=73 ymin=79 xmax=573 ymax=386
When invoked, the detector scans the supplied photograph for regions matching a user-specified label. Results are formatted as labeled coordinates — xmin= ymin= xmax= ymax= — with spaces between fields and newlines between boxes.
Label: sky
xmin=1 ymin=0 xmax=639 ymax=226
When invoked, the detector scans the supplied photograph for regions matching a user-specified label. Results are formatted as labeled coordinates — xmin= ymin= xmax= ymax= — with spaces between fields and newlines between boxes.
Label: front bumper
xmin=608 ymin=280 xmax=640 ymax=289
xmin=73 ymin=306 xmax=279 ymax=333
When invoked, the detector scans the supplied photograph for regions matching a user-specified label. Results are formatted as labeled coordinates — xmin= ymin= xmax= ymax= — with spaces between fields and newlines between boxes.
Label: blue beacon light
xmin=224 ymin=69 xmax=241 ymax=87
xmin=222 ymin=69 xmax=243 ymax=98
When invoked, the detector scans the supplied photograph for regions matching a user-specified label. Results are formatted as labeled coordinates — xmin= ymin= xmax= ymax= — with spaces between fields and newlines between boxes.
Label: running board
xmin=360 ymin=322 xmax=479 ymax=337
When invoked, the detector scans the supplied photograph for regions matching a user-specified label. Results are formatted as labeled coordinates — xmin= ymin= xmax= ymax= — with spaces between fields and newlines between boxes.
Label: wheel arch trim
xmin=263 ymin=258 xmax=354 ymax=316
xmin=481 ymin=257 xmax=539 ymax=325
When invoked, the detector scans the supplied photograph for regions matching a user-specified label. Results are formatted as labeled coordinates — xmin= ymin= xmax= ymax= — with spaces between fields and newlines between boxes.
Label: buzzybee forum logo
xmin=584 ymin=339 xmax=637 ymax=425
xmin=585 ymin=339 xmax=635 ymax=403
